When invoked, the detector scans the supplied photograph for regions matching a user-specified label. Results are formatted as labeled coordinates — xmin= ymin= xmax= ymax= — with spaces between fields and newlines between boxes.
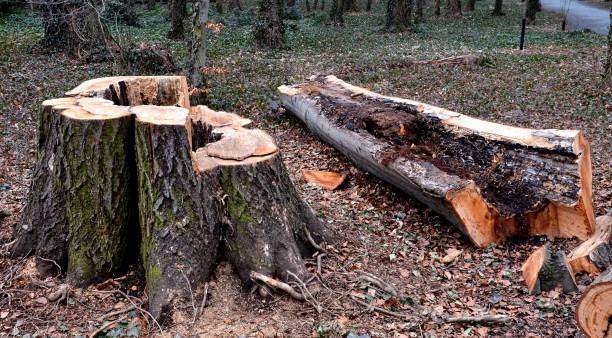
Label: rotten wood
xmin=279 ymin=75 xmax=594 ymax=248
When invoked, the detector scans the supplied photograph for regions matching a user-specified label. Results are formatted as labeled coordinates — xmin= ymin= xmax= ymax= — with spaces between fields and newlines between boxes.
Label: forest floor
xmin=0 ymin=0 xmax=611 ymax=336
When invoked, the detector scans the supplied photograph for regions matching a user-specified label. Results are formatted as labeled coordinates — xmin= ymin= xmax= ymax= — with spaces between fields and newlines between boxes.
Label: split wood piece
xmin=568 ymin=214 xmax=612 ymax=274
xmin=10 ymin=97 xmax=139 ymax=287
xmin=279 ymin=75 xmax=594 ymax=248
xmin=576 ymin=266 xmax=612 ymax=338
xmin=521 ymin=245 xmax=577 ymax=295
xmin=135 ymin=105 xmax=329 ymax=320
xmin=302 ymin=169 xmax=347 ymax=190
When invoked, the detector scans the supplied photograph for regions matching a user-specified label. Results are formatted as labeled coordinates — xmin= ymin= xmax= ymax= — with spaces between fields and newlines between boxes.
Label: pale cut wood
xmin=302 ymin=170 xmax=347 ymax=190
xmin=521 ymin=245 xmax=577 ymax=295
xmin=279 ymin=75 xmax=594 ymax=248
xmin=568 ymin=214 xmax=612 ymax=274
xmin=576 ymin=267 xmax=612 ymax=338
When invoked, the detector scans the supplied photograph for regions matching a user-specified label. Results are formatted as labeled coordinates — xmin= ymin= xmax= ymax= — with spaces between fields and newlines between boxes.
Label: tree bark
xmin=434 ymin=0 xmax=440 ymax=15
xmin=446 ymin=0 xmax=461 ymax=17
xmin=330 ymin=0 xmax=344 ymax=23
xmin=466 ymin=0 xmax=475 ymax=12
xmin=521 ymin=245 xmax=577 ymax=295
xmin=278 ymin=75 xmax=595 ymax=248
xmin=576 ymin=266 xmax=612 ymax=338
xmin=190 ymin=0 xmax=209 ymax=95
xmin=168 ymin=0 xmax=186 ymax=39
xmin=568 ymin=214 xmax=612 ymax=274
xmin=254 ymin=0 xmax=285 ymax=48
xmin=525 ymin=0 xmax=541 ymax=24
xmin=491 ymin=0 xmax=503 ymax=15
xmin=11 ymin=76 xmax=329 ymax=321
xmin=414 ymin=0 xmax=423 ymax=23
xmin=366 ymin=0 xmax=372 ymax=10
xmin=386 ymin=0 xmax=412 ymax=32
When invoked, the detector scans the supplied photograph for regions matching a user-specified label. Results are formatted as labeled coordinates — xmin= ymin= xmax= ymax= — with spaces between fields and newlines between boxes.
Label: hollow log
xmin=576 ymin=266 xmax=612 ymax=338
xmin=568 ymin=214 xmax=612 ymax=274
xmin=11 ymin=76 xmax=328 ymax=321
xmin=521 ymin=245 xmax=577 ymax=295
xmin=278 ymin=75 xmax=594 ymax=248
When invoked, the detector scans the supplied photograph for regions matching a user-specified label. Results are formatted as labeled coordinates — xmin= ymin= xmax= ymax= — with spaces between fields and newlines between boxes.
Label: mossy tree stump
xmin=11 ymin=76 xmax=329 ymax=321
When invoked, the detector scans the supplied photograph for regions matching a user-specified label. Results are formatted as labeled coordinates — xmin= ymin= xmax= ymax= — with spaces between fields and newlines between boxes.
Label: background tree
xmin=366 ymin=0 xmax=372 ymax=11
xmin=385 ymin=0 xmax=412 ymax=32
xmin=254 ymin=0 xmax=284 ymax=48
xmin=466 ymin=0 xmax=475 ymax=11
xmin=491 ymin=0 xmax=503 ymax=15
xmin=215 ymin=0 xmax=223 ymax=13
xmin=446 ymin=0 xmax=461 ymax=17
xmin=190 ymin=0 xmax=209 ymax=105
xmin=604 ymin=9 xmax=611 ymax=87
xmin=168 ymin=0 xmax=187 ymax=39
xmin=434 ymin=0 xmax=440 ymax=15
xmin=414 ymin=0 xmax=423 ymax=23
xmin=227 ymin=0 xmax=242 ymax=10
xmin=330 ymin=0 xmax=344 ymax=23
xmin=525 ymin=0 xmax=540 ymax=24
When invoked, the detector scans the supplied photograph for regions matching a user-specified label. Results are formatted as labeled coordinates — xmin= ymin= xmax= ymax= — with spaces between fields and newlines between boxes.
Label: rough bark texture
xmin=446 ymin=0 xmax=462 ymax=17
xmin=190 ymin=0 xmax=210 ymax=90
xmin=434 ymin=0 xmax=440 ymax=15
xmin=254 ymin=0 xmax=285 ymax=48
xmin=604 ymin=8 xmax=612 ymax=87
xmin=576 ymin=266 xmax=612 ymax=338
xmin=168 ymin=0 xmax=186 ymax=39
xmin=491 ymin=0 xmax=503 ymax=15
xmin=521 ymin=245 xmax=577 ymax=295
xmin=12 ymin=76 xmax=328 ymax=322
xmin=525 ymin=0 xmax=541 ymax=24
xmin=279 ymin=75 xmax=595 ymax=248
xmin=386 ymin=0 xmax=412 ymax=32
xmin=568 ymin=214 xmax=612 ymax=274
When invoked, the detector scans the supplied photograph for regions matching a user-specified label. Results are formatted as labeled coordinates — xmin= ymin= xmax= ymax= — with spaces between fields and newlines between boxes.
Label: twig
xmin=250 ymin=271 xmax=304 ymax=300
xmin=194 ymin=283 xmax=208 ymax=326
xmin=179 ymin=267 xmax=197 ymax=324
xmin=305 ymin=229 xmax=327 ymax=253
xmin=349 ymin=295 xmax=420 ymax=321
xmin=89 ymin=313 xmax=129 ymax=338
xmin=93 ymin=289 xmax=163 ymax=335
xmin=47 ymin=284 xmax=69 ymax=303
xmin=355 ymin=270 xmax=401 ymax=298
xmin=36 ymin=256 xmax=62 ymax=276
xmin=96 ymin=306 xmax=136 ymax=322
xmin=317 ymin=253 xmax=326 ymax=275
xmin=286 ymin=270 xmax=323 ymax=313
xmin=446 ymin=314 xmax=511 ymax=325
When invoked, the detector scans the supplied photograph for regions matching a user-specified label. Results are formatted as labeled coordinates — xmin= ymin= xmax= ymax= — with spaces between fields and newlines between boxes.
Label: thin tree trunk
xmin=306 ymin=0 xmax=311 ymax=12
xmin=190 ymin=0 xmax=209 ymax=103
xmin=525 ymin=0 xmax=540 ymax=24
xmin=254 ymin=0 xmax=285 ymax=48
xmin=147 ymin=0 xmax=155 ymax=9
xmin=491 ymin=0 xmax=503 ymax=15
xmin=321 ymin=0 xmax=325 ymax=10
xmin=415 ymin=0 xmax=423 ymax=22
xmin=604 ymin=8 xmax=612 ymax=87
xmin=446 ymin=0 xmax=462 ymax=17
xmin=330 ymin=0 xmax=344 ymax=23
xmin=216 ymin=0 xmax=223 ymax=13
xmin=386 ymin=0 xmax=412 ymax=32
xmin=466 ymin=0 xmax=475 ymax=11
xmin=434 ymin=0 xmax=440 ymax=15
xmin=366 ymin=0 xmax=372 ymax=10
xmin=314 ymin=0 xmax=319 ymax=10
xmin=168 ymin=0 xmax=186 ymax=39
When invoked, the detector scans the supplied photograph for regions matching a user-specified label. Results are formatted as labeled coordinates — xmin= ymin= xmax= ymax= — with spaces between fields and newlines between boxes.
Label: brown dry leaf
xmin=337 ymin=315 xmax=349 ymax=324
xmin=0 ymin=311 xmax=8 ymax=319
xmin=476 ymin=327 xmax=489 ymax=337
xmin=302 ymin=169 xmax=347 ymax=190
xmin=35 ymin=297 xmax=48 ymax=305
xmin=400 ymin=269 xmax=410 ymax=278
xmin=384 ymin=297 xmax=400 ymax=309
xmin=441 ymin=248 xmax=462 ymax=264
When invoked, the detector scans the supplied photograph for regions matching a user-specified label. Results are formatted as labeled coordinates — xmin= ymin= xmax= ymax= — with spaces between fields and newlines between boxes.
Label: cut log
xmin=279 ymin=75 xmax=594 ymax=247
xmin=576 ymin=266 xmax=612 ymax=338
xmin=11 ymin=76 xmax=329 ymax=321
xmin=568 ymin=214 xmax=612 ymax=274
xmin=302 ymin=170 xmax=347 ymax=190
xmin=521 ymin=245 xmax=577 ymax=295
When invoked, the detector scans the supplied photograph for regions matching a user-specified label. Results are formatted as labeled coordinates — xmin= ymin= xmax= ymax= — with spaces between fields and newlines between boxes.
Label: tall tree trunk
xmin=254 ymin=0 xmax=285 ymax=48
xmin=604 ymin=8 xmax=612 ymax=87
xmin=446 ymin=0 xmax=461 ymax=17
xmin=190 ymin=0 xmax=209 ymax=106
xmin=227 ymin=0 xmax=242 ymax=10
xmin=314 ymin=0 xmax=319 ymax=11
xmin=366 ymin=0 xmax=372 ymax=10
xmin=434 ymin=0 xmax=440 ymax=15
xmin=344 ymin=0 xmax=359 ymax=11
xmin=525 ymin=0 xmax=540 ymax=24
xmin=215 ymin=0 xmax=223 ymax=13
xmin=414 ymin=0 xmax=423 ymax=23
xmin=168 ymin=0 xmax=186 ymax=39
xmin=386 ymin=0 xmax=412 ymax=32
xmin=491 ymin=0 xmax=503 ymax=15
xmin=330 ymin=0 xmax=344 ymax=23
xmin=321 ymin=0 xmax=325 ymax=10
xmin=306 ymin=0 xmax=311 ymax=12
xmin=466 ymin=0 xmax=475 ymax=11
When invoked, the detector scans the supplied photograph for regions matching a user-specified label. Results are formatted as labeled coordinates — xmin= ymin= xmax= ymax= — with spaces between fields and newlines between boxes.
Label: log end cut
xmin=577 ymin=267 xmax=612 ymax=338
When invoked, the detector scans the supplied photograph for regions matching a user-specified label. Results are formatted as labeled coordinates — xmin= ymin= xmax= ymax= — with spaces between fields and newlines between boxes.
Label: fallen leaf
xmin=441 ymin=248 xmax=462 ymax=264
xmin=302 ymin=169 xmax=347 ymax=190
xmin=337 ymin=315 xmax=349 ymax=324
xmin=36 ymin=297 xmax=48 ymax=305
xmin=0 ymin=311 xmax=8 ymax=319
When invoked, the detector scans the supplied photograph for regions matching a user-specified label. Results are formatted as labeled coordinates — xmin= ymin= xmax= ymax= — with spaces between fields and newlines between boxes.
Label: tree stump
xmin=521 ymin=245 xmax=577 ymax=295
xmin=11 ymin=76 xmax=329 ymax=321
xmin=279 ymin=75 xmax=594 ymax=248
xmin=576 ymin=266 xmax=612 ymax=338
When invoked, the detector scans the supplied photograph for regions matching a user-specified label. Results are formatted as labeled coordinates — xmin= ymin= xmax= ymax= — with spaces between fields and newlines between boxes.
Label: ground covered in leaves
xmin=0 ymin=0 xmax=610 ymax=336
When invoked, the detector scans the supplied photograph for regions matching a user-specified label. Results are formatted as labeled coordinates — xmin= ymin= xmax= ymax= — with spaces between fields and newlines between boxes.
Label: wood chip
xmin=441 ymin=248 xmax=462 ymax=264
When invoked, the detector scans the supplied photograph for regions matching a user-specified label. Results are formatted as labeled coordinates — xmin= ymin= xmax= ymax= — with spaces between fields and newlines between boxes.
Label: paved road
xmin=539 ymin=0 xmax=610 ymax=35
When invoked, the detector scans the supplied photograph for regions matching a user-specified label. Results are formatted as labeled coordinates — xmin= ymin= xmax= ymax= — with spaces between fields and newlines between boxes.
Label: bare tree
xmin=491 ymin=0 xmax=503 ymax=15
xmin=254 ymin=0 xmax=284 ymax=48
xmin=386 ymin=0 xmax=412 ymax=32
xmin=446 ymin=0 xmax=461 ymax=17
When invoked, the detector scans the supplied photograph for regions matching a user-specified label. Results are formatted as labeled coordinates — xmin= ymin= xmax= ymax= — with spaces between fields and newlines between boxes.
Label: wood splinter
xmin=568 ymin=214 xmax=612 ymax=275
xmin=521 ymin=245 xmax=577 ymax=295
